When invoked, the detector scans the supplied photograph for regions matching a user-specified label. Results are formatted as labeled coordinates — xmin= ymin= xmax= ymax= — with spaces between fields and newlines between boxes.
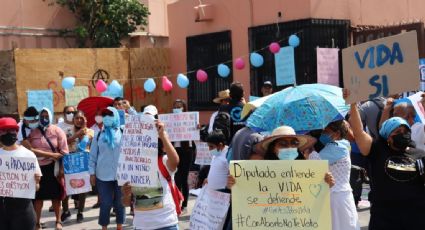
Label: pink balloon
xmin=269 ymin=42 xmax=281 ymax=54
xmin=234 ymin=58 xmax=245 ymax=70
xmin=162 ymin=76 xmax=173 ymax=91
xmin=196 ymin=70 xmax=208 ymax=83
xmin=95 ymin=79 xmax=108 ymax=93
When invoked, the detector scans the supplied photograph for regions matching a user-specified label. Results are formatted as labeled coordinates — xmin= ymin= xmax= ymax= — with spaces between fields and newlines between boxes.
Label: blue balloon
xmin=250 ymin=52 xmax=264 ymax=67
xmin=177 ymin=74 xmax=189 ymax=88
xmin=289 ymin=34 xmax=300 ymax=47
xmin=217 ymin=64 xmax=230 ymax=78
xmin=61 ymin=76 xmax=75 ymax=90
xmin=144 ymin=78 xmax=156 ymax=93
xmin=109 ymin=80 xmax=121 ymax=93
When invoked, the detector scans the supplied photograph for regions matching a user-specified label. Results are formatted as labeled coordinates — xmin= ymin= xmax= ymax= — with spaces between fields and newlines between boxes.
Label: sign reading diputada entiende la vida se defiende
xmin=343 ymin=31 xmax=420 ymax=103
xmin=0 ymin=155 xmax=37 ymax=199
xmin=117 ymin=114 xmax=159 ymax=188
xmin=230 ymin=160 xmax=331 ymax=230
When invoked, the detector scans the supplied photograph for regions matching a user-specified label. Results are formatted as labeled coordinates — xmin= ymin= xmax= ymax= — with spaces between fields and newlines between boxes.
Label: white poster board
xmin=0 ymin=156 xmax=36 ymax=199
xmin=158 ymin=112 xmax=200 ymax=142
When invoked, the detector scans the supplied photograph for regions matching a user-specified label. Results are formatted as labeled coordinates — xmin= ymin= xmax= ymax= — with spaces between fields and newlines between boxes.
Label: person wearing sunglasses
xmin=57 ymin=106 xmax=76 ymax=140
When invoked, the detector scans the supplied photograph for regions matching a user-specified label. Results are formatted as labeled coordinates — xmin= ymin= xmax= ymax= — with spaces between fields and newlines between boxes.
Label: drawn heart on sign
xmin=309 ymin=184 xmax=322 ymax=198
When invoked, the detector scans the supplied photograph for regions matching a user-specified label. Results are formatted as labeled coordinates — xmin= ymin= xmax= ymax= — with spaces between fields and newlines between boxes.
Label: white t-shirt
xmin=207 ymin=146 xmax=229 ymax=190
xmin=57 ymin=121 xmax=74 ymax=138
xmin=90 ymin=124 xmax=103 ymax=138
xmin=133 ymin=155 xmax=178 ymax=230
xmin=0 ymin=146 xmax=42 ymax=176
xmin=411 ymin=122 xmax=425 ymax=151
xmin=17 ymin=121 xmax=32 ymax=144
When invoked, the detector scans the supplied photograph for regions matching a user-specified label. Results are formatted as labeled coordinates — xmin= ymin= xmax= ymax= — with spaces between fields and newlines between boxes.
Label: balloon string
xmin=67 ymin=30 xmax=303 ymax=82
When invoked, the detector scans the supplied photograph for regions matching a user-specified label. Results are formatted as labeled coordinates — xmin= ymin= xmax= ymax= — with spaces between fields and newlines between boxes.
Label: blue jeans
xmin=96 ymin=179 xmax=125 ymax=226
xmin=137 ymin=225 xmax=179 ymax=230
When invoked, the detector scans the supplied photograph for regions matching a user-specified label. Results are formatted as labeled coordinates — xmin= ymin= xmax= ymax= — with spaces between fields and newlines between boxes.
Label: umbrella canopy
xmin=246 ymin=83 xmax=349 ymax=133
xmin=77 ymin=96 xmax=113 ymax=128
xmin=241 ymin=94 xmax=273 ymax=120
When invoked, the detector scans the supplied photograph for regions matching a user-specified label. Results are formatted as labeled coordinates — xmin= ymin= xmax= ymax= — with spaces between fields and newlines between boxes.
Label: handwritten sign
xmin=230 ymin=160 xmax=331 ymax=230
xmin=420 ymin=58 xmax=425 ymax=91
xmin=343 ymin=31 xmax=419 ymax=103
xmin=117 ymin=115 xmax=158 ymax=187
xmin=194 ymin=141 xmax=212 ymax=165
xmin=65 ymin=86 xmax=89 ymax=106
xmin=275 ymin=46 xmax=296 ymax=86
xmin=317 ymin=48 xmax=339 ymax=86
xmin=0 ymin=155 xmax=36 ymax=199
xmin=27 ymin=90 xmax=54 ymax=115
xmin=190 ymin=187 xmax=231 ymax=230
xmin=158 ymin=112 xmax=200 ymax=142
xmin=63 ymin=152 xmax=91 ymax=195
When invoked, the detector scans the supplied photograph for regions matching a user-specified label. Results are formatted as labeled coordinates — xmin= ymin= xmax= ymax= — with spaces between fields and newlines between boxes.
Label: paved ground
xmin=39 ymin=185 xmax=371 ymax=229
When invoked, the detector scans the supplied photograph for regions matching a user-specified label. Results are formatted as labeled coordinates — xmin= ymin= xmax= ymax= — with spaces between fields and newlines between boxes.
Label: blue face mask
xmin=210 ymin=149 xmax=221 ymax=157
xmin=173 ymin=108 xmax=183 ymax=114
xmin=319 ymin=133 xmax=333 ymax=145
xmin=277 ymin=148 xmax=299 ymax=160
xmin=28 ymin=122 xmax=39 ymax=130
xmin=40 ymin=118 xmax=50 ymax=127
xmin=103 ymin=116 xmax=115 ymax=127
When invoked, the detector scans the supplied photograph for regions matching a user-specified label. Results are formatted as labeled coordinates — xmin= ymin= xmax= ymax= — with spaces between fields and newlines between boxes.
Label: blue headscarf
xmin=102 ymin=107 xmax=120 ymax=149
xmin=379 ymin=117 xmax=410 ymax=139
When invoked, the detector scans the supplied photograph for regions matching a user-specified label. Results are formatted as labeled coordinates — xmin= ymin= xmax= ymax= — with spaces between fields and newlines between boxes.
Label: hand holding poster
xmin=230 ymin=160 xmax=331 ymax=230
xmin=343 ymin=31 xmax=419 ymax=103
xmin=158 ymin=112 xmax=200 ymax=142
xmin=190 ymin=187 xmax=231 ymax=230
xmin=117 ymin=114 xmax=158 ymax=187
xmin=0 ymin=155 xmax=36 ymax=199
xmin=63 ymin=152 xmax=91 ymax=195
xmin=194 ymin=141 xmax=212 ymax=165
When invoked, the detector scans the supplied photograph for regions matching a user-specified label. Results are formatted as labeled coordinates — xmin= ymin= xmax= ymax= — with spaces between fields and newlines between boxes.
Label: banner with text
xmin=117 ymin=115 xmax=158 ymax=187
xmin=190 ymin=187 xmax=231 ymax=230
xmin=275 ymin=46 xmax=296 ymax=86
xmin=194 ymin=141 xmax=212 ymax=165
xmin=158 ymin=112 xmax=200 ymax=142
xmin=27 ymin=90 xmax=54 ymax=117
xmin=65 ymin=86 xmax=89 ymax=106
xmin=317 ymin=48 xmax=339 ymax=86
xmin=0 ymin=155 xmax=37 ymax=199
xmin=230 ymin=160 xmax=331 ymax=230
xmin=343 ymin=31 xmax=419 ymax=103
xmin=63 ymin=152 xmax=91 ymax=195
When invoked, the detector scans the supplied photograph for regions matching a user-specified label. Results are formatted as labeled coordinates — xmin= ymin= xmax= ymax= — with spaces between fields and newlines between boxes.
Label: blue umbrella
xmin=246 ymin=83 xmax=349 ymax=133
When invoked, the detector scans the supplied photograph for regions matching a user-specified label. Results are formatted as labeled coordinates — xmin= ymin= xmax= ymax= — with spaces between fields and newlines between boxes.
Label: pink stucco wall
xmin=168 ymin=0 xmax=425 ymax=124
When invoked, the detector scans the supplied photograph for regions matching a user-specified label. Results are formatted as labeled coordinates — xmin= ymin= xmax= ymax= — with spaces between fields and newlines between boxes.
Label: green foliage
xmin=53 ymin=0 xmax=149 ymax=48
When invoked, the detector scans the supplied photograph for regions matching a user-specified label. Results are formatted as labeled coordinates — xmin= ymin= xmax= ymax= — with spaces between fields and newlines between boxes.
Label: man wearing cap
xmin=142 ymin=105 xmax=158 ymax=118
xmin=0 ymin=117 xmax=42 ymax=230
xmin=261 ymin=81 xmax=273 ymax=97
xmin=208 ymin=89 xmax=231 ymax=133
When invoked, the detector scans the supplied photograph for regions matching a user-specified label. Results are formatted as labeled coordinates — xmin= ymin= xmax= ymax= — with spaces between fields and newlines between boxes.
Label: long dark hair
xmin=264 ymin=141 xmax=279 ymax=160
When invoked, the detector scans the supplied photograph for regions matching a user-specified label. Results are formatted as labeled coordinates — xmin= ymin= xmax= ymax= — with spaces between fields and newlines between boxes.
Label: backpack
xmin=158 ymin=155 xmax=184 ymax=216
xmin=212 ymin=111 xmax=231 ymax=144
xmin=368 ymin=99 xmax=385 ymax=139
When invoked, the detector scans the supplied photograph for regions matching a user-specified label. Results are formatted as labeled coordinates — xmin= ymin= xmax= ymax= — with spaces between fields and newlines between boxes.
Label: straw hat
xmin=255 ymin=126 xmax=316 ymax=154
xmin=213 ymin=89 xmax=231 ymax=104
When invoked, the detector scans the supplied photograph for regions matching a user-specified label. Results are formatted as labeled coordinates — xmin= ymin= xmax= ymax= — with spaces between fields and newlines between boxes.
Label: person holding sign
xmin=89 ymin=107 xmax=125 ymax=230
xmin=347 ymin=89 xmax=425 ymax=230
xmin=0 ymin=117 xmax=42 ymax=230
xmin=122 ymin=120 xmax=180 ymax=230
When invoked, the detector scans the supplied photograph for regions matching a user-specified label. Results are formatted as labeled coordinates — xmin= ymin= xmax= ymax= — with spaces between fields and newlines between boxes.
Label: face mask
xmin=0 ymin=133 xmax=17 ymax=146
xmin=319 ymin=133 xmax=333 ymax=145
xmin=40 ymin=118 xmax=50 ymax=127
xmin=392 ymin=132 xmax=411 ymax=150
xmin=277 ymin=148 xmax=299 ymax=160
xmin=173 ymin=108 xmax=183 ymax=114
xmin=210 ymin=149 xmax=221 ymax=157
xmin=28 ymin=122 xmax=39 ymax=130
xmin=65 ymin=113 xmax=74 ymax=122
xmin=95 ymin=116 xmax=103 ymax=124
xmin=103 ymin=116 xmax=115 ymax=127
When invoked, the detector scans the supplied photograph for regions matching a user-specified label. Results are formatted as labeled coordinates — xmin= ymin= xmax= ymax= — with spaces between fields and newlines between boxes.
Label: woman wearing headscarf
xmin=89 ymin=107 xmax=125 ymax=230
xmin=348 ymin=90 xmax=425 ymax=230
xmin=27 ymin=108 xmax=68 ymax=230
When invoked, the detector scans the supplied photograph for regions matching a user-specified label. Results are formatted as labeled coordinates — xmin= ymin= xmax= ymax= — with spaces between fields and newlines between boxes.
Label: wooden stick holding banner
xmin=343 ymin=31 xmax=420 ymax=103
xmin=0 ymin=156 xmax=37 ymax=199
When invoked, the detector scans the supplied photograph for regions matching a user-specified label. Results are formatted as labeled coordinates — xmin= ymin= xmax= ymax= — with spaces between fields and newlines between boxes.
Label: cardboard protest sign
xmin=65 ymin=86 xmax=89 ymax=106
xmin=0 ymin=155 xmax=37 ymax=199
xmin=317 ymin=48 xmax=339 ymax=86
xmin=117 ymin=115 xmax=158 ymax=187
xmin=63 ymin=152 xmax=91 ymax=195
xmin=230 ymin=160 xmax=331 ymax=230
xmin=27 ymin=90 xmax=54 ymax=116
xmin=343 ymin=31 xmax=419 ymax=103
xmin=275 ymin=46 xmax=296 ymax=86
xmin=194 ymin=141 xmax=212 ymax=165
xmin=190 ymin=187 xmax=231 ymax=230
xmin=158 ymin=112 xmax=200 ymax=142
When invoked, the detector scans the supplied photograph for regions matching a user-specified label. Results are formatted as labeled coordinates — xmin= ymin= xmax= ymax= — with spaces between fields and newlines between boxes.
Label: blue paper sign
xmin=63 ymin=152 xmax=89 ymax=174
xmin=275 ymin=46 xmax=296 ymax=86
xmin=27 ymin=90 xmax=54 ymax=115
xmin=101 ymin=84 xmax=123 ymax=98
xmin=118 ymin=110 xmax=126 ymax=125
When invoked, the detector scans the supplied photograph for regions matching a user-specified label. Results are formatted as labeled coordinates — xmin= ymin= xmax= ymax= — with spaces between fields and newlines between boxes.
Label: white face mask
xmin=95 ymin=115 xmax=103 ymax=124
xmin=65 ymin=113 xmax=74 ymax=122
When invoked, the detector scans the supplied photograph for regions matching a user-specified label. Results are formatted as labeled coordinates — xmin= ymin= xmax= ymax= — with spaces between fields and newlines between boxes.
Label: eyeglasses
xmin=275 ymin=138 xmax=300 ymax=148
xmin=65 ymin=111 xmax=75 ymax=115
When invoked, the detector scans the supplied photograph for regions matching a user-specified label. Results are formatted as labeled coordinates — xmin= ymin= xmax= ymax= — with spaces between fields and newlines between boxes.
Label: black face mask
xmin=392 ymin=132 xmax=411 ymax=150
xmin=0 ymin=133 xmax=17 ymax=147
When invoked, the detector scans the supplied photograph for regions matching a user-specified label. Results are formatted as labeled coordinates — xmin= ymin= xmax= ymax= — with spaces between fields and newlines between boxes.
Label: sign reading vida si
xmin=343 ymin=31 xmax=419 ymax=103
xmin=229 ymin=160 xmax=331 ymax=230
